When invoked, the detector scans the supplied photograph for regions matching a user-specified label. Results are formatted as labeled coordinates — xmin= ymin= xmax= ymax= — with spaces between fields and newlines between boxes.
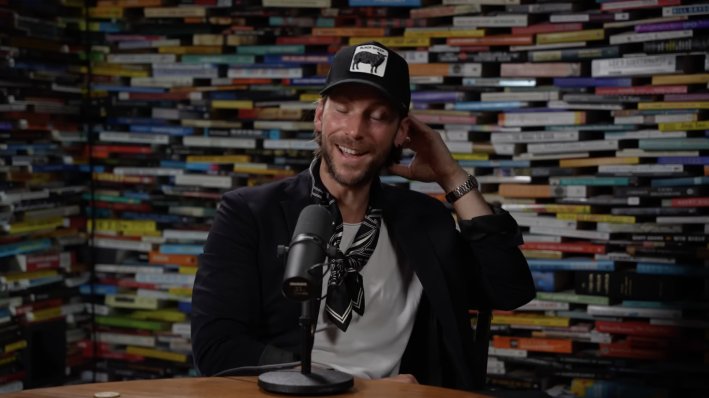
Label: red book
xmin=448 ymin=35 xmax=533 ymax=46
xmin=92 ymin=201 xmax=153 ymax=212
xmin=601 ymin=0 xmax=680 ymax=11
xmin=98 ymin=278 xmax=159 ymax=290
xmin=90 ymin=145 xmax=152 ymax=154
xmin=665 ymin=197 xmax=709 ymax=207
xmin=458 ymin=46 xmax=491 ymax=52
xmin=16 ymin=251 xmax=75 ymax=272
xmin=0 ymin=371 xmax=26 ymax=385
xmin=276 ymin=36 xmax=342 ymax=45
xmin=328 ymin=45 xmax=346 ymax=54
xmin=1 ymin=111 xmax=51 ymax=121
xmin=596 ymin=85 xmax=688 ymax=95
xmin=595 ymin=321 xmax=681 ymax=337
xmin=411 ymin=114 xmax=478 ymax=124
xmin=119 ymin=92 xmax=201 ymax=101
xmin=11 ymin=299 xmax=63 ymax=316
xmin=512 ymin=22 xmax=583 ymax=35
xmin=519 ymin=242 xmax=606 ymax=254
xmin=599 ymin=341 xmax=669 ymax=360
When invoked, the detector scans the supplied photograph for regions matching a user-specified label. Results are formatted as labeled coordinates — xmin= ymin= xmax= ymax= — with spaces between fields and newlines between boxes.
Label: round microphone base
xmin=258 ymin=369 xmax=354 ymax=396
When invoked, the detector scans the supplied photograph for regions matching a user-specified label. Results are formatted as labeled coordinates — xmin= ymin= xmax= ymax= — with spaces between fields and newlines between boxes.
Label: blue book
xmin=160 ymin=160 xmax=187 ymax=169
xmin=349 ymin=0 xmax=424 ymax=6
xmin=93 ymin=85 xmax=165 ymax=93
xmin=122 ymin=212 xmax=190 ymax=224
xmin=411 ymin=102 xmax=431 ymax=110
xmin=86 ymin=208 xmax=112 ymax=218
xmin=411 ymin=91 xmax=463 ymax=102
xmin=651 ymin=176 xmax=709 ymax=187
xmin=527 ymin=259 xmax=615 ymax=271
xmin=6 ymin=144 xmax=57 ymax=151
xmin=0 ymin=308 xmax=10 ymax=318
xmin=130 ymin=125 xmax=194 ymax=136
xmin=0 ymin=122 xmax=12 ymax=130
xmin=553 ymin=77 xmax=633 ymax=87
xmin=637 ymin=262 xmax=709 ymax=277
xmin=454 ymin=101 xmax=526 ymax=111
xmin=546 ymin=124 xmax=634 ymax=131
xmin=79 ymin=284 xmax=119 ymax=296
xmin=530 ymin=271 xmax=568 ymax=292
xmin=458 ymin=160 xmax=531 ymax=168
xmin=504 ymin=108 xmax=568 ymax=113
xmin=78 ymin=165 xmax=105 ymax=173
xmin=657 ymin=156 xmax=709 ymax=165
xmin=30 ymin=164 xmax=80 ymax=173
xmin=0 ymin=239 xmax=52 ymax=258
xmin=13 ymin=62 xmax=66 ymax=73
xmin=185 ymin=163 xmax=218 ymax=171
xmin=160 ymin=245 xmax=204 ymax=255
xmin=380 ymin=175 xmax=409 ymax=184
xmin=621 ymin=300 xmax=709 ymax=309
xmin=178 ymin=300 xmax=192 ymax=314
xmin=123 ymin=191 xmax=152 ymax=200
xmin=286 ymin=77 xmax=326 ymax=85
xmin=210 ymin=92 xmax=239 ymax=100
xmin=136 ymin=274 xmax=195 ymax=285
xmin=107 ymin=117 xmax=168 ymax=126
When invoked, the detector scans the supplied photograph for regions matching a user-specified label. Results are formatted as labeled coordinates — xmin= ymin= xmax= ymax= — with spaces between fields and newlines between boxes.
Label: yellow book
xmin=404 ymin=29 xmax=485 ymax=38
xmin=1 ymin=269 xmax=59 ymax=283
xmin=122 ymin=230 xmax=163 ymax=237
xmin=639 ymin=102 xmax=709 ymax=110
xmin=179 ymin=266 xmax=198 ymax=275
xmin=105 ymin=295 xmax=163 ymax=310
xmin=521 ymin=250 xmax=563 ymax=260
xmin=300 ymin=93 xmax=321 ymax=102
xmin=186 ymin=155 xmax=250 ymax=163
xmin=537 ymin=29 xmax=604 ymax=44
xmin=659 ymin=121 xmax=709 ymax=131
xmin=129 ymin=310 xmax=186 ymax=323
xmin=652 ymin=74 xmax=709 ymax=85
xmin=26 ymin=307 xmax=62 ymax=322
xmin=492 ymin=314 xmax=570 ymax=327
xmin=145 ymin=7 xmax=206 ymax=18
xmin=90 ymin=67 xmax=149 ymax=77
xmin=168 ymin=288 xmax=193 ymax=295
xmin=0 ymin=354 xmax=17 ymax=367
xmin=4 ymin=340 xmax=27 ymax=354
xmin=126 ymin=346 xmax=187 ymax=363
xmin=233 ymin=168 xmax=296 ymax=176
xmin=557 ymin=213 xmax=636 ymax=224
xmin=452 ymin=153 xmax=489 ymax=161
xmin=9 ymin=216 xmax=65 ymax=234
xmin=560 ymin=157 xmax=639 ymax=168
xmin=88 ymin=7 xmax=124 ymax=18
xmin=349 ymin=37 xmax=430 ymax=47
xmin=211 ymin=100 xmax=254 ymax=109
xmin=159 ymin=46 xmax=222 ymax=55
xmin=88 ymin=219 xmax=156 ymax=232
xmin=193 ymin=34 xmax=224 ymax=46
xmin=181 ymin=120 xmax=242 ymax=128
xmin=530 ymin=48 xmax=608 ymax=62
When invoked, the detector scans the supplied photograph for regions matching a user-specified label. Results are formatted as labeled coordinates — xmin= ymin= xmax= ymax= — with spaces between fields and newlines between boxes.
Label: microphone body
xmin=281 ymin=205 xmax=334 ymax=302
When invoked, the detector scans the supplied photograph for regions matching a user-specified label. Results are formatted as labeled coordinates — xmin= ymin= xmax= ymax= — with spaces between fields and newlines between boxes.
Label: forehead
xmin=326 ymin=84 xmax=395 ymax=110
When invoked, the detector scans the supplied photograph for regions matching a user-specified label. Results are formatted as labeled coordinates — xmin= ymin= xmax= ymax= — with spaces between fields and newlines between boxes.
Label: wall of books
xmin=2 ymin=0 xmax=709 ymax=396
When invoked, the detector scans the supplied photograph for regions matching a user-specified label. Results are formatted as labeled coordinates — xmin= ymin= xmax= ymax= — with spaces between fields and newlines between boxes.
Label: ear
xmin=314 ymin=98 xmax=325 ymax=133
xmin=394 ymin=116 xmax=410 ymax=147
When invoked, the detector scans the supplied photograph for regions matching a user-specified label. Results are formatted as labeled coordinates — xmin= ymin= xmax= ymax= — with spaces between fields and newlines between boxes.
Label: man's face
xmin=316 ymin=84 xmax=404 ymax=187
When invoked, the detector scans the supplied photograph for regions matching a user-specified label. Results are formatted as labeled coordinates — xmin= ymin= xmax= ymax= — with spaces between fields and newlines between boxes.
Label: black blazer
xmin=192 ymin=169 xmax=536 ymax=390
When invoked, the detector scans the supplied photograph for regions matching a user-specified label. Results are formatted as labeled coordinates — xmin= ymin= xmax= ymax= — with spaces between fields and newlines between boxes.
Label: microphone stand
xmin=258 ymin=245 xmax=354 ymax=395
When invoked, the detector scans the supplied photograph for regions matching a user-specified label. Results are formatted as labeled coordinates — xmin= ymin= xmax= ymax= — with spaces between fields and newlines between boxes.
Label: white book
xmin=410 ymin=182 xmax=444 ymax=194
xmin=173 ymin=322 xmax=191 ymax=336
xmin=446 ymin=124 xmax=522 ymax=132
xmin=0 ymin=381 xmax=23 ymax=394
xmin=279 ymin=102 xmax=318 ymax=110
xmin=136 ymin=289 xmax=189 ymax=301
xmin=597 ymin=222 xmax=681 ymax=233
xmin=0 ymin=189 xmax=49 ymax=204
xmin=453 ymin=14 xmax=528 ymax=27
xmin=651 ymin=318 xmax=709 ymax=328
xmin=510 ymin=42 xmax=586 ymax=52
xmin=513 ymin=216 xmax=577 ymax=229
xmin=492 ymin=131 xmax=579 ymax=143
xmin=113 ymin=167 xmax=183 ymax=176
xmin=51 ymin=131 xmax=86 ymax=142
xmin=23 ymin=205 xmax=80 ymax=220
xmin=616 ymin=149 xmax=699 ymax=157
xmin=164 ymin=229 xmax=209 ymax=241
xmin=663 ymin=4 xmax=709 ymax=17
xmin=552 ymin=13 xmax=629 ymax=22
xmin=438 ymin=130 xmax=469 ymax=141
xmin=610 ymin=29 xmax=692 ymax=45
xmin=605 ymin=15 xmax=687 ymax=29
xmin=514 ymin=152 xmax=589 ymax=161
xmin=488 ymin=347 xmax=528 ymax=358
xmin=153 ymin=66 xmax=219 ymax=78
xmin=521 ymin=234 xmax=563 ymax=243
xmin=97 ymin=332 xmax=156 ymax=348
xmin=152 ymin=108 xmax=181 ymax=119
xmin=482 ymin=91 xmax=560 ymax=102
xmin=529 ymin=227 xmax=611 ymax=241
xmin=595 ymin=253 xmax=675 ymax=264
xmin=587 ymin=305 xmax=682 ymax=319
xmin=527 ymin=140 xmax=618 ymax=154
xmin=548 ymin=101 xmax=624 ymax=110
xmin=91 ymin=238 xmax=153 ymax=252
xmin=174 ymin=174 xmax=238 ymax=189
xmin=615 ymin=114 xmax=696 ymax=124
xmin=445 ymin=141 xmax=473 ymax=153
xmin=263 ymin=140 xmax=318 ymax=150
xmin=228 ymin=68 xmax=303 ymax=78
xmin=476 ymin=176 xmax=532 ymax=184
xmin=107 ymin=54 xmax=176 ymax=64
xmin=605 ymin=130 xmax=686 ymax=140
xmin=598 ymin=164 xmax=683 ymax=173
xmin=131 ymin=77 xmax=193 ymax=88
xmin=517 ymin=300 xmax=570 ymax=311
xmin=84 ymin=303 xmax=115 ymax=316
xmin=657 ymin=216 xmax=709 ymax=224
xmin=499 ymin=112 xmax=583 ymax=127
xmin=592 ymin=55 xmax=678 ymax=77
xmin=183 ymin=136 xmax=256 ymax=149
xmin=95 ymin=264 xmax=165 ymax=274
xmin=254 ymin=121 xmax=313 ymax=130
xmin=410 ymin=76 xmax=445 ymax=84
xmin=99 ymin=132 xmax=170 ymax=145
xmin=395 ymin=51 xmax=429 ymax=64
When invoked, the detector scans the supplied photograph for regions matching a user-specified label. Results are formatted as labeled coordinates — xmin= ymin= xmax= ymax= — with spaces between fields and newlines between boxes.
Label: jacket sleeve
xmin=191 ymin=191 xmax=296 ymax=376
xmin=457 ymin=205 xmax=536 ymax=311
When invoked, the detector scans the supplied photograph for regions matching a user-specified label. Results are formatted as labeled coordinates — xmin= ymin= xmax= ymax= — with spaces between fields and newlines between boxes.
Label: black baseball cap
xmin=320 ymin=41 xmax=411 ymax=113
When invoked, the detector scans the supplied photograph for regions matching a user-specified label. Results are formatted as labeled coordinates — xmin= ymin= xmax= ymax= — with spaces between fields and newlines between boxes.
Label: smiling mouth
xmin=337 ymin=145 xmax=366 ymax=157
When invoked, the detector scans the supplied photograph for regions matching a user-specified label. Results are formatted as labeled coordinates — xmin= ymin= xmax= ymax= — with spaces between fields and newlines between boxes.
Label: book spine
xmin=635 ymin=18 xmax=709 ymax=32
xmin=644 ymin=37 xmax=709 ymax=54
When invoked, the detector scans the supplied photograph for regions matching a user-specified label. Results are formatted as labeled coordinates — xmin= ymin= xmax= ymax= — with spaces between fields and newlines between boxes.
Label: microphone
xmin=281 ymin=205 xmax=335 ymax=302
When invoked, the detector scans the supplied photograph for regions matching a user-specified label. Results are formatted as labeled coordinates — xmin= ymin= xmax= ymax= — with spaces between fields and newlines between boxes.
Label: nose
xmin=343 ymin=113 xmax=368 ymax=140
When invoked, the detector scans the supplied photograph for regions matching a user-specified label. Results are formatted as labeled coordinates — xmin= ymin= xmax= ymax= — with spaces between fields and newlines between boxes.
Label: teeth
xmin=338 ymin=145 xmax=363 ymax=156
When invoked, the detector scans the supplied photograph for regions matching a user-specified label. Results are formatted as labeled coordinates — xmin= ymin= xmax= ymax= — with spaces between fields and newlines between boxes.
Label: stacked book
xmin=0 ymin=0 xmax=92 ymax=390
xmin=3 ymin=0 xmax=709 ymax=394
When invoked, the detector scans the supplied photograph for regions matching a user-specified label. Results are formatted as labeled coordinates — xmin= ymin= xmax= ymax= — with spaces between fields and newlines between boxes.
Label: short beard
xmin=321 ymin=139 xmax=392 ymax=187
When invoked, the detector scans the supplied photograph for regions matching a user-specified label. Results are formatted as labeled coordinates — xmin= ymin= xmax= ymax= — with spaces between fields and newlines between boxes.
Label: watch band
xmin=445 ymin=174 xmax=479 ymax=204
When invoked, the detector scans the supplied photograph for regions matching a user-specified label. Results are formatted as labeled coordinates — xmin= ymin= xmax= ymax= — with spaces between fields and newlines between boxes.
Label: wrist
xmin=439 ymin=168 xmax=470 ymax=193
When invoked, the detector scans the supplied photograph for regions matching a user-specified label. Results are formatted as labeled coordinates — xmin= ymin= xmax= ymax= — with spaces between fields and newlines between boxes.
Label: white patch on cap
xmin=349 ymin=45 xmax=389 ymax=78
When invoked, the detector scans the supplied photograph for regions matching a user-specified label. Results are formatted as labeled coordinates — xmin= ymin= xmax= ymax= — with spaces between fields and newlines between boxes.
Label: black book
xmin=575 ymin=271 xmax=683 ymax=300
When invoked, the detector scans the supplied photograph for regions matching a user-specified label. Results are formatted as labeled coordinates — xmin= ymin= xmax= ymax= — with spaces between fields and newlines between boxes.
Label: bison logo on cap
xmin=350 ymin=45 xmax=389 ymax=78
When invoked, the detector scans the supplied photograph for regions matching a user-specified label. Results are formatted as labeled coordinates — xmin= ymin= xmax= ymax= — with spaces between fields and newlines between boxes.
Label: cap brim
xmin=319 ymin=78 xmax=408 ymax=113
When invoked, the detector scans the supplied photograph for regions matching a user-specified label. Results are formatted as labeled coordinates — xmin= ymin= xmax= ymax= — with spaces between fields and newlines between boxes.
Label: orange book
xmin=447 ymin=35 xmax=533 ymax=46
xmin=317 ymin=64 xmax=331 ymax=76
xmin=184 ymin=17 xmax=204 ymax=23
xmin=705 ymin=166 xmax=709 ymax=176
xmin=499 ymin=185 xmax=552 ymax=198
xmin=560 ymin=157 xmax=639 ymax=168
xmin=599 ymin=341 xmax=669 ymax=360
xmin=232 ymin=79 xmax=273 ymax=85
xmin=149 ymin=252 xmax=198 ymax=267
xmin=494 ymin=336 xmax=574 ymax=353
xmin=312 ymin=28 xmax=386 ymax=37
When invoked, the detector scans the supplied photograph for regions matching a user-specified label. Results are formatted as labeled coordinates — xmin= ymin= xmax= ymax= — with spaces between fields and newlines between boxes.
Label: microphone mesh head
xmin=293 ymin=205 xmax=335 ymax=242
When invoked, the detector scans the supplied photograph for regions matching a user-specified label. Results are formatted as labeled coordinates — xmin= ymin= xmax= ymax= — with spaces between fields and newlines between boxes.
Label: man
xmin=192 ymin=41 xmax=536 ymax=390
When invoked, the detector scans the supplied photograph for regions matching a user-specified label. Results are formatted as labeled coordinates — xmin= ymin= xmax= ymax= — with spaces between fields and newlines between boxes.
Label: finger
xmin=400 ymin=136 xmax=412 ymax=149
xmin=387 ymin=163 xmax=412 ymax=180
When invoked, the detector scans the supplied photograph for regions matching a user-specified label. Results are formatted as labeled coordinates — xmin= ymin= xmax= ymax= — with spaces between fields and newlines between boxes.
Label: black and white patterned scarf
xmin=309 ymin=157 xmax=383 ymax=332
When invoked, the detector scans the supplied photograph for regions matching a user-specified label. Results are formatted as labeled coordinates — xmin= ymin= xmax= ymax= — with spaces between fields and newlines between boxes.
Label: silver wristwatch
xmin=445 ymin=174 xmax=479 ymax=204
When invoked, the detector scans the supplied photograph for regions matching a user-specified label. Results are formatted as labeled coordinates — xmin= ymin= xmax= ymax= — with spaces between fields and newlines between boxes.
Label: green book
xmin=96 ymin=316 xmax=166 ymax=331
xmin=536 ymin=291 xmax=611 ymax=305
xmin=558 ymin=177 xmax=629 ymax=186
xmin=181 ymin=55 xmax=254 ymax=64
xmin=639 ymin=138 xmax=709 ymax=150
xmin=237 ymin=45 xmax=305 ymax=55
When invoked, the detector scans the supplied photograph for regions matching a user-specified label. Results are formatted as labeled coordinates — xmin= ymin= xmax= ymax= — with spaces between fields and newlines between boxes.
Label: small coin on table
xmin=94 ymin=392 xmax=121 ymax=398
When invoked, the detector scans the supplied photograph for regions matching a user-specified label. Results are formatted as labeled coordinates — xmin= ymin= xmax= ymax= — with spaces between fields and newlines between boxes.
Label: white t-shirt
xmin=311 ymin=221 xmax=424 ymax=379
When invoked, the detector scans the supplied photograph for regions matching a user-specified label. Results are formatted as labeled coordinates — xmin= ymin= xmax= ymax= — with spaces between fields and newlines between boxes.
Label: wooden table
xmin=5 ymin=377 xmax=496 ymax=398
